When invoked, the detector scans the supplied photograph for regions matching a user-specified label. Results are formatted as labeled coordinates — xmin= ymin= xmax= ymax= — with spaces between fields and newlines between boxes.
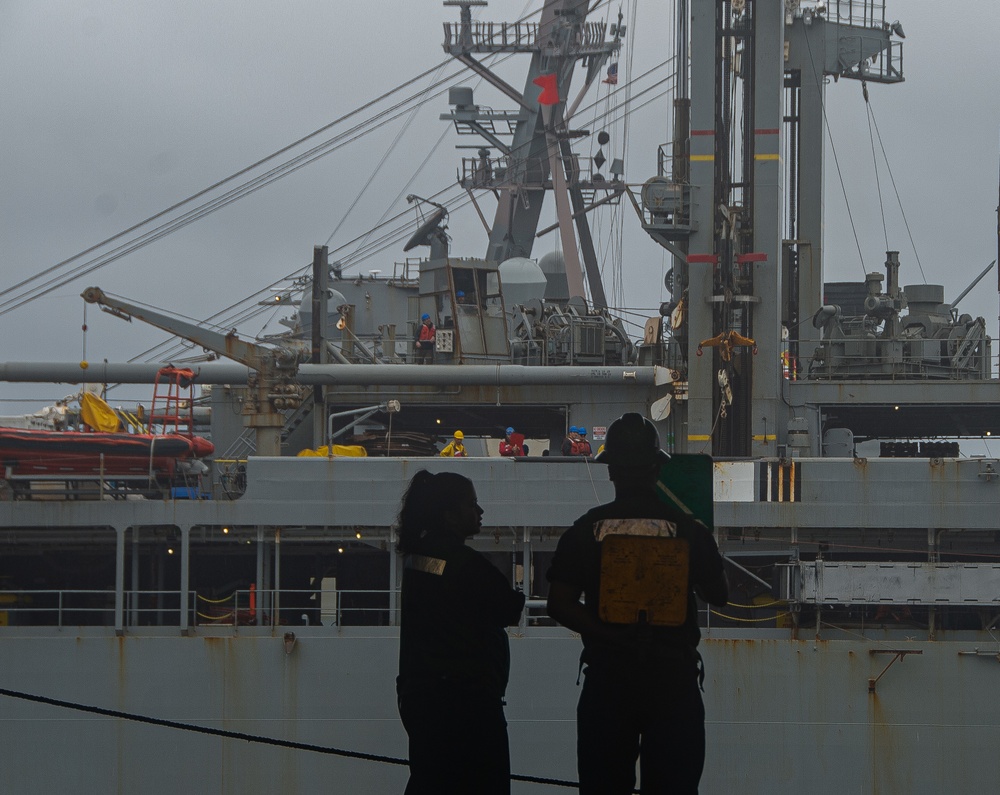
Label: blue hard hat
xmin=579 ymin=428 xmax=587 ymax=435
xmin=569 ymin=426 xmax=579 ymax=434
xmin=421 ymin=313 xmax=430 ymax=321
xmin=506 ymin=427 xmax=514 ymax=435
xmin=457 ymin=291 xmax=465 ymax=297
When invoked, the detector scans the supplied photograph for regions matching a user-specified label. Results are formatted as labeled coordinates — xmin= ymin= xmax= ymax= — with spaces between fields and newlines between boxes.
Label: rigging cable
xmin=864 ymin=90 xmax=928 ymax=282
xmin=0 ymin=686 xmax=608 ymax=791
xmin=801 ymin=28 xmax=868 ymax=280
xmin=862 ymin=80 xmax=890 ymax=253
xmin=113 ymin=65 xmax=677 ymax=363
xmin=334 ymin=0 xmax=535 ymax=259
xmin=323 ymin=60 xmax=451 ymax=249
xmin=0 ymin=61 xmax=489 ymax=318
xmin=0 ymin=2 xmax=555 ymax=316
xmin=133 ymin=75 xmax=681 ymax=366
xmin=151 ymin=64 xmax=678 ymax=322
xmin=139 ymin=75 xmax=682 ymax=364
xmin=325 ymin=0 xmax=537 ymax=256
xmin=0 ymin=59 xmax=461 ymax=305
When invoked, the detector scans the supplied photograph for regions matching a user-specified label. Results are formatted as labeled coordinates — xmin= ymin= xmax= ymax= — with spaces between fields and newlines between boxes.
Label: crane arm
xmin=81 ymin=286 xmax=287 ymax=371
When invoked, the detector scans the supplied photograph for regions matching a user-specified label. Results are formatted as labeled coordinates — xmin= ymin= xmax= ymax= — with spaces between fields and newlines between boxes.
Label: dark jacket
xmin=547 ymin=489 xmax=727 ymax=665
xmin=399 ymin=532 xmax=525 ymax=697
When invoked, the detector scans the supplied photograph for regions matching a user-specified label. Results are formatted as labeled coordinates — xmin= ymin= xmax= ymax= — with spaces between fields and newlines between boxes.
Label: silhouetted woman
xmin=395 ymin=470 xmax=525 ymax=795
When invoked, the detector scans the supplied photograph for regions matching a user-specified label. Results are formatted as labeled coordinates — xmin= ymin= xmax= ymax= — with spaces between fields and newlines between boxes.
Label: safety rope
xmin=711 ymin=609 xmax=792 ymax=623
xmin=196 ymin=591 xmax=236 ymax=605
xmin=0 ymin=686 xmax=615 ymax=790
xmin=725 ymin=599 xmax=787 ymax=609
xmin=194 ymin=611 xmax=235 ymax=622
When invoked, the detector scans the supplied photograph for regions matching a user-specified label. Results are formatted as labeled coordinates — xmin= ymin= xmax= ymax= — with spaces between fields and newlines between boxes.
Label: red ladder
xmin=148 ymin=367 xmax=197 ymax=437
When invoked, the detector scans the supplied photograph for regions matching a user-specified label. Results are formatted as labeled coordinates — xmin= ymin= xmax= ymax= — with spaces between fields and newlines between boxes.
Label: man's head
xmin=421 ymin=313 xmax=431 ymax=325
xmin=595 ymin=413 xmax=670 ymax=480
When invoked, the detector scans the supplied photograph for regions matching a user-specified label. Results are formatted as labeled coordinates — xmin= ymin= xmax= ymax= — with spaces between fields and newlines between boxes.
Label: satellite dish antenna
xmin=403 ymin=207 xmax=448 ymax=252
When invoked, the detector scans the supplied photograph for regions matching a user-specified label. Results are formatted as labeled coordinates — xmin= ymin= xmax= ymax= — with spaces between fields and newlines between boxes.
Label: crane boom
xmin=80 ymin=286 xmax=302 ymax=456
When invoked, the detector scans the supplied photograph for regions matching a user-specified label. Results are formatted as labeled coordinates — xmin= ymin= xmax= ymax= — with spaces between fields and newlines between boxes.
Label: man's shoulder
xmin=584 ymin=496 xmax=708 ymax=532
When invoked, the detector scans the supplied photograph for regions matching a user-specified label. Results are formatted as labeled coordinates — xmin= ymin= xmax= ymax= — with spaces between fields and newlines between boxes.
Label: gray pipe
xmin=0 ymin=361 xmax=660 ymax=387
xmin=296 ymin=363 xmax=658 ymax=386
xmin=0 ymin=362 xmax=251 ymax=384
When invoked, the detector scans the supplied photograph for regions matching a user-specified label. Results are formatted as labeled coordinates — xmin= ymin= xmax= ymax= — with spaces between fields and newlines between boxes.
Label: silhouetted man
xmin=547 ymin=413 xmax=728 ymax=794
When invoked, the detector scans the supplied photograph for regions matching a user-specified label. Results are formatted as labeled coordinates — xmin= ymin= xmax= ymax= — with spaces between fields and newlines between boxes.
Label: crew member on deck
xmin=562 ymin=426 xmax=580 ymax=456
xmin=414 ymin=314 xmax=436 ymax=364
xmin=440 ymin=430 xmax=466 ymax=457
xmin=547 ymin=413 xmax=729 ymax=794
xmin=499 ymin=427 xmax=524 ymax=457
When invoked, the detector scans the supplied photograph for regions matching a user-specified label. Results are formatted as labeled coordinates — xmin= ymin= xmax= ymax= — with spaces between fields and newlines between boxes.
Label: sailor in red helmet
xmin=546 ymin=413 xmax=728 ymax=795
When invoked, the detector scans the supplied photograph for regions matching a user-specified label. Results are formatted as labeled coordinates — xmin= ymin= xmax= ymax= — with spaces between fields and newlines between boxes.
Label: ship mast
xmin=641 ymin=0 xmax=904 ymax=457
xmin=441 ymin=0 xmax=623 ymax=306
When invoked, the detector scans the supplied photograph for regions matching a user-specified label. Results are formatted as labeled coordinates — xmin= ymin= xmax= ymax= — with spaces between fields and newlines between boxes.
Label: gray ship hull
xmin=2 ymin=457 xmax=998 ymax=793
xmin=2 ymin=627 xmax=996 ymax=793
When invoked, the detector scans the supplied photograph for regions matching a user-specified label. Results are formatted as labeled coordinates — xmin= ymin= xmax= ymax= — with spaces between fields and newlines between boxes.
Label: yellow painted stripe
xmin=754 ymin=153 xmax=780 ymax=161
xmin=690 ymin=155 xmax=714 ymax=161
xmin=752 ymin=434 xmax=778 ymax=441
xmin=688 ymin=434 xmax=712 ymax=441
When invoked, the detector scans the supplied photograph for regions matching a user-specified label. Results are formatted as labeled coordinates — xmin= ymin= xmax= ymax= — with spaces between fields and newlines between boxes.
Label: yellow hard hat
xmin=454 ymin=430 xmax=464 ymax=440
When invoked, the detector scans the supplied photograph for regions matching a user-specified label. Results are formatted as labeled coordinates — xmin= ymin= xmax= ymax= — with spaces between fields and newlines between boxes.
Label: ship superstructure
xmin=2 ymin=2 xmax=999 ymax=793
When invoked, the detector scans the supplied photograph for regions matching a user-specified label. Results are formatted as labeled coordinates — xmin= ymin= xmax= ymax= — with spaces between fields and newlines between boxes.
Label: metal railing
xmin=195 ymin=588 xmax=396 ymax=628
xmin=0 ymin=588 xmax=393 ymax=628
xmin=1 ymin=588 xmax=722 ymax=631
xmin=0 ymin=589 xmax=117 ymax=628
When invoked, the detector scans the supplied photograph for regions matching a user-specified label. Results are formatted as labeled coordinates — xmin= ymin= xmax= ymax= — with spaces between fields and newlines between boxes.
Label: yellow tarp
xmin=79 ymin=392 xmax=122 ymax=433
xmin=296 ymin=445 xmax=367 ymax=458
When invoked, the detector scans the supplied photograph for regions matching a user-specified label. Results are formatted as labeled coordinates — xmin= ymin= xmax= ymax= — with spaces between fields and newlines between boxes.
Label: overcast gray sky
xmin=1 ymin=0 xmax=998 ymax=412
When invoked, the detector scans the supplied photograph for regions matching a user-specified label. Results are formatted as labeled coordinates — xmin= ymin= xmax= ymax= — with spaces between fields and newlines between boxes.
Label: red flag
xmin=533 ymin=73 xmax=559 ymax=106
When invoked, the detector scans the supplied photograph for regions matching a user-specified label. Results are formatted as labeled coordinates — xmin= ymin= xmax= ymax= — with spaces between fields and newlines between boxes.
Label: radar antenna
xmin=403 ymin=195 xmax=450 ymax=258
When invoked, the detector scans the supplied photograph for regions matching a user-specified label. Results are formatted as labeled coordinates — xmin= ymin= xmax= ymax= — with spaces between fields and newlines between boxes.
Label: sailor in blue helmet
xmin=561 ymin=426 xmax=579 ymax=456
xmin=546 ymin=412 xmax=728 ymax=794
xmin=414 ymin=313 xmax=435 ymax=364
xmin=499 ymin=426 xmax=524 ymax=457
xmin=576 ymin=427 xmax=593 ymax=457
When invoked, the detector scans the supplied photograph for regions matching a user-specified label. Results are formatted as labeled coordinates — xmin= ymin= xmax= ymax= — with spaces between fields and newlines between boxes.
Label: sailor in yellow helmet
xmin=440 ymin=430 xmax=466 ymax=457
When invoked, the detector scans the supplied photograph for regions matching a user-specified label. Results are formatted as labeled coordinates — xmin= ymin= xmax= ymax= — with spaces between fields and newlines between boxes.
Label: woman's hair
xmin=396 ymin=470 xmax=474 ymax=553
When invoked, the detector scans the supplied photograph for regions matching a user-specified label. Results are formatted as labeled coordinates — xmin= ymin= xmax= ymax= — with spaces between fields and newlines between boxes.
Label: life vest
xmin=594 ymin=518 xmax=689 ymax=627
